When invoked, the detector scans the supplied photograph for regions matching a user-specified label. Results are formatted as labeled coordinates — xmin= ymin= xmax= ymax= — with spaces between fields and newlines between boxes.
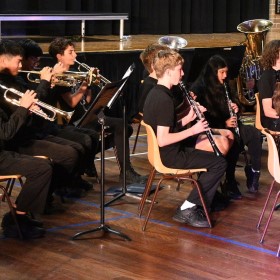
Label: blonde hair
xmin=140 ymin=43 xmax=170 ymax=73
xmin=153 ymin=50 xmax=184 ymax=78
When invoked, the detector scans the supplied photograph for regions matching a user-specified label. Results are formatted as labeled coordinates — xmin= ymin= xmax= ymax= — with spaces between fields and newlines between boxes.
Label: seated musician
xmin=47 ymin=37 xmax=147 ymax=184
xmin=143 ymin=49 xmax=227 ymax=227
xmin=0 ymin=39 xmax=88 ymax=209
xmin=191 ymin=55 xmax=262 ymax=197
xmin=17 ymin=38 xmax=100 ymax=184
xmin=258 ymin=40 xmax=280 ymax=131
xmin=0 ymin=88 xmax=52 ymax=239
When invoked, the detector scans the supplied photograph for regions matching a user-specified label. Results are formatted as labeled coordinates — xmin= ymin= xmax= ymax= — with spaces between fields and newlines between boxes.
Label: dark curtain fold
xmin=0 ymin=0 xmax=269 ymax=36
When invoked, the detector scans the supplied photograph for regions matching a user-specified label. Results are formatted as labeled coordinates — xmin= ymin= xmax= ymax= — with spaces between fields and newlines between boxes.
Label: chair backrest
xmin=141 ymin=120 xmax=180 ymax=174
xmin=255 ymin=92 xmax=264 ymax=131
xmin=263 ymin=129 xmax=280 ymax=183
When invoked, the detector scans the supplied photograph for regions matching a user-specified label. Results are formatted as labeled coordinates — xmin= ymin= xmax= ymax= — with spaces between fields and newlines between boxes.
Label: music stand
xmin=72 ymin=65 xmax=135 ymax=241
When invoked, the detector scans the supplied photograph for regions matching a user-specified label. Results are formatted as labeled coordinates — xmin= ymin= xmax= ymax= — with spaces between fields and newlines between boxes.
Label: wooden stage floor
xmin=1 ymin=33 xmax=280 ymax=279
xmin=4 ymin=33 xmax=246 ymax=53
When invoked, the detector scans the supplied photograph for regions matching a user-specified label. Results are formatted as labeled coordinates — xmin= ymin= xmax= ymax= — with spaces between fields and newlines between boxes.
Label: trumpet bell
xmin=158 ymin=36 xmax=188 ymax=50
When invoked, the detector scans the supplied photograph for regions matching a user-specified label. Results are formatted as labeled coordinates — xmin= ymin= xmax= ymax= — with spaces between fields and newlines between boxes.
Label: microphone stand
xmin=72 ymin=109 xmax=131 ymax=241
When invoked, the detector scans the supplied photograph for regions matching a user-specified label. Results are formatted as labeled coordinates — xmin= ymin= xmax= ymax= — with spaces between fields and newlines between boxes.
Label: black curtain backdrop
xmin=0 ymin=0 xmax=269 ymax=36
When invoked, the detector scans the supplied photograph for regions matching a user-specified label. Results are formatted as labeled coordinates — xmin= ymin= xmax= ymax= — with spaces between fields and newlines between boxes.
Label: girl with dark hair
xmin=191 ymin=55 xmax=262 ymax=197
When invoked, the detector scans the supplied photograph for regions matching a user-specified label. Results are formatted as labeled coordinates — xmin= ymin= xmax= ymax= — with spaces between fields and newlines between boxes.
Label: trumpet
xmin=19 ymin=69 xmax=101 ymax=88
xmin=75 ymin=59 xmax=111 ymax=88
xmin=0 ymin=84 xmax=74 ymax=122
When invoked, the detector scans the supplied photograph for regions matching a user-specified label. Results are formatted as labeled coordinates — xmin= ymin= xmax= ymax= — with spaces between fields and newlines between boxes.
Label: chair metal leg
xmin=132 ymin=122 xmax=141 ymax=154
xmin=259 ymin=190 xmax=280 ymax=244
xmin=0 ymin=185 xmax=23 ymax=240
xmin=257 ymin=180 xmax=275 ymax=229
xmin=142 ymin=178 xmax=164 ymax=231
xmin=138 ymin=168 xmax=156 ymax=217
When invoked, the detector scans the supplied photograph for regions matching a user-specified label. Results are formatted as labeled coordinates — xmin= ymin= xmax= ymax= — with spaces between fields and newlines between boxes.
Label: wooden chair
xmin=256 ymin=129 xmax=280 ymax=256
xmin=0 ymin=175 xmax=23 ymax=239
xmin=138 ymin=120 xmax=211 ymax=231
xmin=1 ymin=175 xmax=23 ymax=202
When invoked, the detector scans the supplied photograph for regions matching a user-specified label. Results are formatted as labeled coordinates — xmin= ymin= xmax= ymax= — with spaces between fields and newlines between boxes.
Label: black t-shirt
xmin=138 ymin=76 xmax=157 ymax=113
xmin=258 ymin=69 xmax=279 ymax=130
xmin=143 ymin=84 xmax=194 ymax=168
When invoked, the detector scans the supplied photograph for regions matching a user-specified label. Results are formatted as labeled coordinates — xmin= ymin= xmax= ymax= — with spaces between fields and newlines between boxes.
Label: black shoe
xmin=120 ymin=167 xmax=148 ymax=184
xmin=172 ymin=206 xmax=210 ymax=228
xmin=1 ymin=212 xmax=43 ymax=228
xmin=245 ymin=165 xmax=260 ymax=193
xmin=84 ymin=165 xmax=98 ymax=178
xmin=211 ymin=191 xmax=230 ymax=212
xmin=3 ymin=224 xmax=45 ymax=239
xmin=222 ymin=180 xmax=242 ymax=200
xmin=79 ymin=179 xmax=94 ymax=191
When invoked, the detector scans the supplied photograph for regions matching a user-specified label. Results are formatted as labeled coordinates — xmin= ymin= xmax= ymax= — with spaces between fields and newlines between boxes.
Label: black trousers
xmin=16 ymin=136 xmax=80 ymax=190
xmin=177 ymin=148 xmax=227 ymax=208
xmin=226 ymin=123 xmax=262 ymax=181
xmin=82 ymin=116 xmax=133 ymax=170
xmin=0 ymin=151 xmax=52 ymax=213
xmin=56 ymin=125 xmax=100 ymax=172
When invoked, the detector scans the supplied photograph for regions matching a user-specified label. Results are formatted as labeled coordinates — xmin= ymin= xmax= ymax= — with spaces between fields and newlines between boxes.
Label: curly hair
xmin=260 ymin=40 xmax=280 ymax=70
xmin=48 ymin=37 xmax=75 ymax=58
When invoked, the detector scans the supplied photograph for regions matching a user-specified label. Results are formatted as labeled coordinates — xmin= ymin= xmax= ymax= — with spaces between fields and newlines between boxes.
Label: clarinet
xmin=223 ymin=82 xmax=240 ymax=136
xmin=178 ymin=81 xmax=223 ymax=157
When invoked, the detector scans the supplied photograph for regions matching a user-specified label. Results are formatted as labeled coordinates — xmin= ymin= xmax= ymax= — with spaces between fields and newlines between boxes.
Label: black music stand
xmin=72 ymin=65 xmax=135 ymax=241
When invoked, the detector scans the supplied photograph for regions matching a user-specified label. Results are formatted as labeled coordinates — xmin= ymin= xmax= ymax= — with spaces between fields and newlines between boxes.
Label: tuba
xmin=237 ymin=19 xmax=273 ymax=106
xmin=158 ymin=36 xmax=188 ymax=50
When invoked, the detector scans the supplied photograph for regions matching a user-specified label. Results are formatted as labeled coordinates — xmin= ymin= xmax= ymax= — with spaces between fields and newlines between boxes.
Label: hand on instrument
xmin=230 ymin=102 xmax=239 ymax=113
xmin=189 ymin=91 xmax=197 ymax=100
xmin=182 ymin=106 xmax=197 ymax=124
xmin=19 ymin=90 xmax=38 ymax=109
xmin=225 ymin=116 xmax=238 ymax=128
xmin=190 ymin=118 xmax=209 ymax=135
xmin=40 ymin=66 xmax=53 ymax=82
xmin=197 ymin=103 xmax=207 ymax=114
xmin=52 ymin=62 xmax=67 ymax=75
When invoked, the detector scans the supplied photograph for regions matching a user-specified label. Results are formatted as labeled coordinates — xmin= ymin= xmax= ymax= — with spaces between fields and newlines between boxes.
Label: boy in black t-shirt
xmin=143 ymin=49 xmax=227 ymax=228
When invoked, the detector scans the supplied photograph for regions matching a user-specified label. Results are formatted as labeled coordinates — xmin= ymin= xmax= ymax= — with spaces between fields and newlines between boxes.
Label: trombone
xmin=0 ymin=84 xmax=74 ymax=122
xmin=75 ymin=59 xmax=111 ymax=88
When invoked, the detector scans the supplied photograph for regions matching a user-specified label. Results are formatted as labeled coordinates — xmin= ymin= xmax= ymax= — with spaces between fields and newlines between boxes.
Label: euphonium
xmin=237 ymin=19 xmax=273 ymax=106
xmin=0 ymin=84 xmax=74 ymax=122
xmin=75 ymin=59 xmax=111 ymax=88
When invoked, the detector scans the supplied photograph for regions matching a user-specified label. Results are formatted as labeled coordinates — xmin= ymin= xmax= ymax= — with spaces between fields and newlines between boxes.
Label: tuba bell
xmin=237 ymin=19 xmax=273 ymax=106
xmin=158 ymin=36 xmax=188 ymax=50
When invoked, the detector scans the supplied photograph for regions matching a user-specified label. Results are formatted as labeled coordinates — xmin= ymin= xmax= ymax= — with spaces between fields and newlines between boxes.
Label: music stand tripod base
xmin=72 ymin=223 xmax=131 ymax=241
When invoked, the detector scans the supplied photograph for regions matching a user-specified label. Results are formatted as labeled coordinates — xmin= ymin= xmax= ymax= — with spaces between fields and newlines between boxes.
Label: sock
xmin=180 ymin=200 xmax=196 ymax=210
